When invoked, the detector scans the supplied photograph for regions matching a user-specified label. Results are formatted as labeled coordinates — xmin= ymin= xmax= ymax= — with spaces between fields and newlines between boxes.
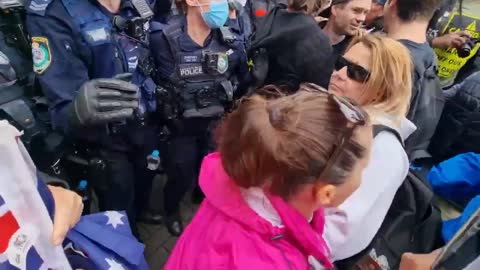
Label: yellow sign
xmin=435 ymin=12 xmax=480 ymax=81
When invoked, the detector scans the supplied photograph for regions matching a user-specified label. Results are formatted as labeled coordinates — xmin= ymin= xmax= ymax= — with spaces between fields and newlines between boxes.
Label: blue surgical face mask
xmin=199 ymin=1 xmax=229 ymax=29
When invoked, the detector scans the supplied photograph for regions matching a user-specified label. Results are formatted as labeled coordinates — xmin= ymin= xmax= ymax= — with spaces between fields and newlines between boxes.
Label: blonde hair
xmin=288 ymin=0 xmax=330 ymax=14
xmin=347 ymin=34 xmax=413 ymax=125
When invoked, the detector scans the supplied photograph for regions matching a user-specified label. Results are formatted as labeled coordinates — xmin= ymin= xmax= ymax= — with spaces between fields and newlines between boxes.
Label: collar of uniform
xmin=178 ymin=22 xmax=216 ymax=52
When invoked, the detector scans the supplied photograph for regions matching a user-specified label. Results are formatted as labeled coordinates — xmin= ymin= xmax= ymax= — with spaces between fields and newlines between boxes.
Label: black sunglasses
xmin=302 ymin=83 xmax=368 ymax=180
xmin=335 ymin=56 xmax=371 ymax=83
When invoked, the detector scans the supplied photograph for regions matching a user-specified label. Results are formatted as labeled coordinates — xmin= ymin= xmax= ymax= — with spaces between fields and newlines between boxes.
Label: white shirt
xmin=324 ymin=116 xmax=416 ymax=261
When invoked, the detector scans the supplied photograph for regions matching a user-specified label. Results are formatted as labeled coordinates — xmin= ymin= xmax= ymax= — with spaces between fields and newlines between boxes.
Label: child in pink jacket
xmin=165 ymin=84 xmax=373 ymax=270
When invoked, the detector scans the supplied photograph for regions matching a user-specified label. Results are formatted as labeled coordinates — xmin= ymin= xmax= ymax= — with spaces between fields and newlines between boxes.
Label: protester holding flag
xmin=0 ymin=120 xmax=148 ymax=269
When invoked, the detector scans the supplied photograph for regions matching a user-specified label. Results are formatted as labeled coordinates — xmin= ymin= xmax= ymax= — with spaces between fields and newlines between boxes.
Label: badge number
xmin=31 ymin=36 xmax=52 ymax=74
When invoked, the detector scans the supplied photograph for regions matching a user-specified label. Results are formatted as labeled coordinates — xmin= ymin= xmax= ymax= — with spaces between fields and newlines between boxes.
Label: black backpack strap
xmin=149 ymin=21 xmax=165 ymax=33
xmin=163 ymin=23 xmax=183 ymax=57
xmin=373 ymin=124 xmax=405 ymax=147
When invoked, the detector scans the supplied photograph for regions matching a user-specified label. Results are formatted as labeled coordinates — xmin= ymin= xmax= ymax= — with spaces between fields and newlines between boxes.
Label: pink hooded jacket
xmin=165 ymin=153 xmax=333 ymax=270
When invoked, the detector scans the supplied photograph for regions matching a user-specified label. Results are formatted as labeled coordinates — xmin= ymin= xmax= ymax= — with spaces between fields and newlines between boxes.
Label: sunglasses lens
xmin=348 ymin=66 xmax=370 ymax=82
xmin=337 ymin=57 xmax=370 ymax=82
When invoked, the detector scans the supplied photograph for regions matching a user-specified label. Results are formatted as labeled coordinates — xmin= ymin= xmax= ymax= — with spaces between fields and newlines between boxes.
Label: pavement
xmin=137 ymin=175 xmax=199 ymax=269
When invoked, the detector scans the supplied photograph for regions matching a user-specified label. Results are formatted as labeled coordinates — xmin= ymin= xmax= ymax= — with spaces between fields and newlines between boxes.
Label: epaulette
xmin=26 ymin=0 xmax=54 ymax=16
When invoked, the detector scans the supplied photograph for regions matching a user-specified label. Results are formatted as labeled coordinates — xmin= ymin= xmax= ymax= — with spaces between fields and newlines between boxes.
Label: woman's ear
xmin=314 ymin=183 xmax=337 ymax=207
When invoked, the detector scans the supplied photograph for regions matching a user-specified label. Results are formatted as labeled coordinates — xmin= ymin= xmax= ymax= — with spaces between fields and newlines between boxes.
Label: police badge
xmin=216 ymin=53 xmax=228 ymax=74
xmin=31 ymin=37 xmax=52 ymax=74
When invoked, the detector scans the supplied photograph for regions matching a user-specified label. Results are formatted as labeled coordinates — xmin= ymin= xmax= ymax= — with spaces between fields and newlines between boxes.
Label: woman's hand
xmin=48 ymin=185 xmax=83 ymax=245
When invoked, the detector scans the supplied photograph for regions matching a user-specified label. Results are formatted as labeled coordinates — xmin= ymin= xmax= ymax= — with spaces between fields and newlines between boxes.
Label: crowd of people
xmin=0 ymin=0 xmax=479 ymax=268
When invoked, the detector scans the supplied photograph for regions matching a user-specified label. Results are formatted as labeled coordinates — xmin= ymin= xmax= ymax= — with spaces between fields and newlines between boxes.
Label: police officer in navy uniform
xmin=25 ymin=0 xmax=163 ymax=232
xmin=150 ymin=0 xmax=248 ymax=236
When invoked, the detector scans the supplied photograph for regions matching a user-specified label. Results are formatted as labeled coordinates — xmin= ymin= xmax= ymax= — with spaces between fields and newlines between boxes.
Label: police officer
xmin=25 ymin=0 xmax=162 ymax=231
xmin=150 ymin=0 xmax=248 ymax=236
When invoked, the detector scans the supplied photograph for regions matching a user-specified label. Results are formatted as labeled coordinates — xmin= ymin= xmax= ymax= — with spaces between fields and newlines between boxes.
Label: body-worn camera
xmin=126 ymin=17 xmax=147 ymax=40
xmin=203 ymin=51 xmax=220 ymax=73
xmin=202 ymin=51 xmax=229 ymax=74
xmin=113 ymin=16 xmax=148 ymax=41
xmin=457 ymin=38 xmax=479 ymax=58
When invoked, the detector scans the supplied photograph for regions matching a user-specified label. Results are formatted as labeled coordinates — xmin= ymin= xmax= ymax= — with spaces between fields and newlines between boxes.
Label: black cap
xmin=319 ymin=0 xmax=351 ymax=18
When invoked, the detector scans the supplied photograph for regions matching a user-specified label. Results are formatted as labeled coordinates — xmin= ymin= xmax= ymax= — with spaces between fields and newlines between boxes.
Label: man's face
xmin=332 ymin=0 xmax=372 ymax=35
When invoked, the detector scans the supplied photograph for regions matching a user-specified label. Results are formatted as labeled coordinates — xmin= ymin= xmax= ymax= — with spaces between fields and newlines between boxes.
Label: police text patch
xmin=31 ymin=37 xmax=52 ymax=74
xmin=178 ymin=64 xmax=204 ymax=78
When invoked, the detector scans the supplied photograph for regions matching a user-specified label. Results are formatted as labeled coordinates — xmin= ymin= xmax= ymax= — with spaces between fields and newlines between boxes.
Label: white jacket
xmin=324 ymin=116 xmax=417 ymax=261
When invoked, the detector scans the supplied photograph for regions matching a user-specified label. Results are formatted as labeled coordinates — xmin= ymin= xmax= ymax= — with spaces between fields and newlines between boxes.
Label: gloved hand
xmin=68 ymin=78 xmax=139 ymax=128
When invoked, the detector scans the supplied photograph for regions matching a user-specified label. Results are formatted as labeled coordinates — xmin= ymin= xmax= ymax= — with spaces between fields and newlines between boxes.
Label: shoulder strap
xmin=61 ymin=0 xmax=108 ymax=26
xmin=149 ymin=21 xmax=166 ymax=33
xmin=410 ymin=63 xmax=440 ymax=119
xmin=162 ymin=17 xmax=184 ymax=59
xmin=373 ymin=124 xmax=404 ymax=147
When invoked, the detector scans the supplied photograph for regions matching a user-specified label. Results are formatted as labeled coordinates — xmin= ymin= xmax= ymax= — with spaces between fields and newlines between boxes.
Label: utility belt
xmin=157 ymin=80 xmax=235 ymax=120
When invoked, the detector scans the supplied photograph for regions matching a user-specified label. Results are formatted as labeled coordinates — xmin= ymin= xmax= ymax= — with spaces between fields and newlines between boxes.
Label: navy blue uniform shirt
xmin=26 ymin=0 xmax=151 ymax=133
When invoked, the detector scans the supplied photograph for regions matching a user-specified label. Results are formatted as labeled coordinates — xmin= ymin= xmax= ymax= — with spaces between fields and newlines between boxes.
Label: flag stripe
xmin=0 ymin=211 xmax=20 ymax=253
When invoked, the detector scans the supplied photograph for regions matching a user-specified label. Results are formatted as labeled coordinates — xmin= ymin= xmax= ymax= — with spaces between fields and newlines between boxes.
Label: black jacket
xmin=250 ymin=5 xmax=334 ymax=91
xmin=430 ymin=72 xmax=480 ymax=161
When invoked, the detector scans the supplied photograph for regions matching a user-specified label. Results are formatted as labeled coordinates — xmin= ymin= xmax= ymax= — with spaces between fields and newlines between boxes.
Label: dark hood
xmin=250 ymin=6 xmax=321 ymax=51
xmin=249 ymin=5 xmax=334 ymax=89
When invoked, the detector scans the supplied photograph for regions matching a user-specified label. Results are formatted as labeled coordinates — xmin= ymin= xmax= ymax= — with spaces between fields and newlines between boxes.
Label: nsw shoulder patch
xmin=31 ymin=37 xmax=52 ymax=74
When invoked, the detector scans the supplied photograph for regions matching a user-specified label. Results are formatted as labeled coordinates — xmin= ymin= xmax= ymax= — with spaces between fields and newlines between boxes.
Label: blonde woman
xmin=325 ymin=34 xmax=417 ymax=261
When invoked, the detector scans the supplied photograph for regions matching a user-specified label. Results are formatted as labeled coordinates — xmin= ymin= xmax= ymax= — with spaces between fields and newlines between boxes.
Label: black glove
xmin=68 ymin=78 xmax=139 ymax=128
